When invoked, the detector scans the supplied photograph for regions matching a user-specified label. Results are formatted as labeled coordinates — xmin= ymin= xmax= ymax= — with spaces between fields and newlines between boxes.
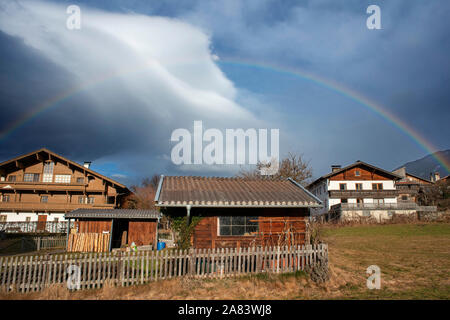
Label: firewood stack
xmin=67 ymin=233 xmax=110 ymax=252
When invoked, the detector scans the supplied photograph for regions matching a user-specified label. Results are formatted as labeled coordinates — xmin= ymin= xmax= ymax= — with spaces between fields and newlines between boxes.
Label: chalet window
xmin=54 ymin=217 xmax=59 ymax=222
xmin=357 ymin=198 xmax=364 ymax=205
xmin=25 ymin=217 xmax=31 ymax=222
xmin=0 ymin=215 xmax=6 ymax=222
xmin=24 ymin=173 xmax=40 ymax=182
xmin=55 ymin=175 xmax=71 ymax=183
xmin=78 ymin=196 xmax=85 ymax=204
xmin=401 ymin=195 xmax=408 ymax=201
xmin=372 ymin=183 xmax=383 ymax=190
xmin=87 ymin=197 xmax=95 ymax=204
xmin=339 ymin=183 xmax=347 ymax=190
xmin=41 ymin=196 xmax=48 ymax=203
xmin=373 ymin=198 xmax=384 ymax=205
xmin=355 ymin=183 xmax=363 ymax=190
xmin=341 ymin=198 xmax=348 ymax=204
xmin=7 ymin=175 xmax=16 ymax=182
xmin=43 ymin=162 xmax=54 ymax=182
xmin=2 ymin=195 xmax=10 ymax=202
xmin=76 ymin=177 xmax=84 ymax=184
xmin=218 ymin=216 xmax=258 ymax=236
xmin=355 ymin=170 xmax=361 ymax=176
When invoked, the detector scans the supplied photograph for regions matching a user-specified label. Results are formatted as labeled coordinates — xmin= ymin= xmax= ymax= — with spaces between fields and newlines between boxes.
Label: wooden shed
xmin=155 ymin=176 xmax=322 ymax=249
xmin=65 ymin=209 xmax=160 ymax=252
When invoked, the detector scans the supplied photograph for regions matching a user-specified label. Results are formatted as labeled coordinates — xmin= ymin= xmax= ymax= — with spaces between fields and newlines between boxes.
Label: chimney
xmin=331 ymin=165 xmax=341 ymax=173
xmin=83 ymin=161 xmax=91 ymax=169
xmin=430 ymin=172 xmax=434 ymax=182
xmin=434 ymin=172 xmax=440 ymax=181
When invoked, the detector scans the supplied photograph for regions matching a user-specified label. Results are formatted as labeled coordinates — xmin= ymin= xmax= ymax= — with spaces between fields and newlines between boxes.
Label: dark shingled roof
xmin=65 ymin=209 xmax=160 ymax=219
xmin=155 ymin=176 xmax=322 ymax=208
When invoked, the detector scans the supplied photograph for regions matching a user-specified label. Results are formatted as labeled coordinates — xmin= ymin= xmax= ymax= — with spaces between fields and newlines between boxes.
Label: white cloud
xmin=0 ymin=0 xmax=256 ymax=121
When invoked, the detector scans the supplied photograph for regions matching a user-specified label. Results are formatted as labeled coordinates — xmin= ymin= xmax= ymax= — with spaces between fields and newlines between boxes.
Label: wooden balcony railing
xmin=330 ymin=203 xmax=437 ymax=212
xmin=0 ymin=201 xmax=115 ymax=212
xmin=328 ymin=190 xmax=400 ymax=198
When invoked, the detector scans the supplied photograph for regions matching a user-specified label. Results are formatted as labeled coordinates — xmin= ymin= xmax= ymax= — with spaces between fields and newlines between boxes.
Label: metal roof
xmin=155 ymin=176 xmax=322 ymax=208
xmin=65 ymin=209 xmax=160 ymax=219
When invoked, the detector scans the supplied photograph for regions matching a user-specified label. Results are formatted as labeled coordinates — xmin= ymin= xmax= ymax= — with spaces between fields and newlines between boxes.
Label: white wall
xmin=0 ymin=212 xmax=66 ymax=222
xmin=328 ymin=180 xmax=396 ymax=190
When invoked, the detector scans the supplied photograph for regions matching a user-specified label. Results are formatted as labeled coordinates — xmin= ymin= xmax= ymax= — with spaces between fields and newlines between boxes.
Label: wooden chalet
xmin=0 ymin=148 xmax=130 ymax=226
xmin=65 ymin=209 xmax=160 ymax=252
xmin=154 ymin=176 xmax=322 ymax=249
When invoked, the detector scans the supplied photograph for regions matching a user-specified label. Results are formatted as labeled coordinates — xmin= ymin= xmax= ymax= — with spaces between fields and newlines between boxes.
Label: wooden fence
xmin=33 ymin=236 xmax=67 ymax=251
xmin=0 ymin=244 xmax=328 ymax=293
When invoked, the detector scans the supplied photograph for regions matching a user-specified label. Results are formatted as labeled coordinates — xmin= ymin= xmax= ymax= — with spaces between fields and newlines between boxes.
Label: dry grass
xmin=1 ymin=222 xmax=449 ymax=300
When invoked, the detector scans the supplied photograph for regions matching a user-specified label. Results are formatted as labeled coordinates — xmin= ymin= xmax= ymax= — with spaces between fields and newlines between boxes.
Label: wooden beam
xmin=15 ymin=160 xmax=24 ymax=169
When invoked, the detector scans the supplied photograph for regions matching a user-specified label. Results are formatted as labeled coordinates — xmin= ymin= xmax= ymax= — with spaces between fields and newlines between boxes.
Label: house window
xmin=54 ymin=217 xmax=59 ymax=222
xmin=42 ymin=162 xmax=54 ymax=182
xmin=357 ymin=198 xmax=364 ymax=204
xmin=339 ymin=183 xmax=347 ymax=190
xmin=76 ymin=177 xmax=84 ymax=184
xmin=7 ymin=175 xmax=16 ymax=182
xmin=25 ymin=217 xmax=31 ymax=222
xmin=41 ymin=196 xmax=48 ymax=203
xmin=355 ymin=170 xmax=361 ymax=177
xmin=78 ymin=196 xmax=85 ymax=204
xmin=341 ymin=198 xmax=348 ymax=204
xmin=218 ymin=216 xmax=258 ymax=236
xmin=373 ymin=198 xmax=384 ymax=205
xmin=0 ymin=215 xmax=6 ymax=222
xmin=355 ymin=183 xmax=363 ymax=190
xmin=401 ymin=195 xmax=408 ymax=201
xmin=372 ymin=183 xmax=383 ymax=190
xmin=87 ymin=197 xmax=95 ymax=204
xmin=2 ymin=195 xmax=10 ymax=202
xmin=54 ymin=175 xmax=71 ymax=183
xmin=24 ymin=173 xmax=40 ymax=182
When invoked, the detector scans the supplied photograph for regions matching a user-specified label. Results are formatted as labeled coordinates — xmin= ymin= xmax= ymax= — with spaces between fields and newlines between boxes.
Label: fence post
xmin=37 ymin=237 xmax=41 ymax=251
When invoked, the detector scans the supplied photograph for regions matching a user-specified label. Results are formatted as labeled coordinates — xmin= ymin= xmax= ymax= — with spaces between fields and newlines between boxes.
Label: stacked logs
xmin=67 ymin=233 xmax=110 ymax=252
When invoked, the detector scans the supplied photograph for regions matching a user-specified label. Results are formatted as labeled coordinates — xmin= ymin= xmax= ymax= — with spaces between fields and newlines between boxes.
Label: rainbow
xmin=1 ymin=57 xmax=448 ymax=174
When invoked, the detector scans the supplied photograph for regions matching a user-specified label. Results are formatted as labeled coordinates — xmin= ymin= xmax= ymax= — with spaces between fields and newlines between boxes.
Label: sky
xmin=0 ymin=0 xmax=449 ymax=186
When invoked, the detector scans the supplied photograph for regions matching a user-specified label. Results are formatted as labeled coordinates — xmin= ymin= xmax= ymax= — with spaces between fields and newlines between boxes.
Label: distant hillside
xmin=395 ymin=149 xmax=450 ymax=180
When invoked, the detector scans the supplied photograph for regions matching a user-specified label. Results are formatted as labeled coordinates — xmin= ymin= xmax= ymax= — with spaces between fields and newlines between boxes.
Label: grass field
xmin=1 ymin=222 xmax=449 ymax=300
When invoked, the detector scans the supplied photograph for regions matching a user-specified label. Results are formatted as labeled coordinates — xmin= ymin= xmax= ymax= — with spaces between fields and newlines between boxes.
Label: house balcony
xmin=0 ymin=201 xmax=116 ymax=213
xmin=328 ymin=190 xmax=400 ymax=198
xmin=0 ymin=181 xmax=107 ymax=193
xmin=330 ymin=203 xmax=437 ymax=212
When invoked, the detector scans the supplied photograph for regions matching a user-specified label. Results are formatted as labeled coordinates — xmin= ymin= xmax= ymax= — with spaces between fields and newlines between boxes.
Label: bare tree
xmin=237 ymin=152 xmax=313 ymax=186
xmin=123 ymin=174 xmax=160 ymax=209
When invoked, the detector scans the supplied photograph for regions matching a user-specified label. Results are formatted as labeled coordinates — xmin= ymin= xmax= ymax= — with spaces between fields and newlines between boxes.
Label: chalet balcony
xmin=330 ymin=203 xmax=437 ymax=212
xmin=0 ymin=181 xmax=108 ymax=193
xmin=328 ymin=189 xmax=400 ymax=198
xmin=0 ymin=201 xmax=115 ymax=213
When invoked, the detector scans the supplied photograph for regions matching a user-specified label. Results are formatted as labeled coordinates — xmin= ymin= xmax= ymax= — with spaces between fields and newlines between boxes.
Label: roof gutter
xmin=154 ymin=174 xmax=164 ymax=202
xmin=155 ymin=203 xmax=323 ymax=209
xmin=288 ymin=177 xmax=323 ymax=206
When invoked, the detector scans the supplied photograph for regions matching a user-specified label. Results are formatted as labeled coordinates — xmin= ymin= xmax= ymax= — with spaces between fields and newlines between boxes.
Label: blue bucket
xmin=157 ymin=242 xmax=166 ymax=251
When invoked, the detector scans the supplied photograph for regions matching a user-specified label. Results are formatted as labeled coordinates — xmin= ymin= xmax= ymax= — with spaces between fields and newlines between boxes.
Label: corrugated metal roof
xmin=65 ymin=209 xmax=160 ymax=219
xmin=155 ymin=176 xmax=322 ymax=208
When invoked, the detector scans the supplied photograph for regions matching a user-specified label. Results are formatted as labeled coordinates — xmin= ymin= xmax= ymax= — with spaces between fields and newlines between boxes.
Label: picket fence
xmin=0 ymin=244 xmax=328 ymax=294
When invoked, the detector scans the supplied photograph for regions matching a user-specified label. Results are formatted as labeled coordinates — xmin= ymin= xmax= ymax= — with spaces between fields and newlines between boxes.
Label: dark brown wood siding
xmin=77 ymin=219 xmax=111 ymax=233
xmin=191 ymin=207 xmax=309 ymax=249
xmin=128 ymin=220 xmax=157 ymax=246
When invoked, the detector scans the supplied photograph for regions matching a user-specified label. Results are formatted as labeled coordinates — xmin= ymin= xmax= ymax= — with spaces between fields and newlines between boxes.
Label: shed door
xmin=37 ymin=215 xmax=47 ymax=232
